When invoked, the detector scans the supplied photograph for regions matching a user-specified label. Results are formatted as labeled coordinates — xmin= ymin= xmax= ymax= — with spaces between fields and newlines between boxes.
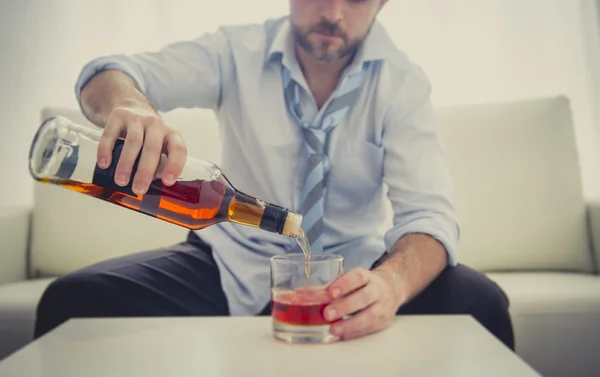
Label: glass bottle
xmin=28 ymin=116 xmax=303 ymax=237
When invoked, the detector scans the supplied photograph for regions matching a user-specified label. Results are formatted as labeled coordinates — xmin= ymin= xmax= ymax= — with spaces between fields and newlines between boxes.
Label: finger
xmin=97 ymin=114 xmax=125 ymax=169
xmin=114 ymin=120 xmax=144 ymax=187
xmin=324 ymin=281 xmax=379 ymax=321
xmin=330 ymin=303 xmax=387 ymax=340
xmin=162 ymin=131 xmax=187 ymax=186
xmin=132 ymin=122 xmax=164 ymax=194
xmin=326 ymin=268 xmax=370 ymax=300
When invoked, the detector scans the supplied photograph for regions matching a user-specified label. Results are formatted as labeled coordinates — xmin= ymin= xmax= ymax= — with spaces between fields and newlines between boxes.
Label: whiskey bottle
xmin=28 ymin=116 xmax=303 ymax=237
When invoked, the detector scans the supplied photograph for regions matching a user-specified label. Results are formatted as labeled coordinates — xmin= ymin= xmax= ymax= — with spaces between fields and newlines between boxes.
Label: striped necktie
xmin=283 ymin=65 xmax=367 ymax=253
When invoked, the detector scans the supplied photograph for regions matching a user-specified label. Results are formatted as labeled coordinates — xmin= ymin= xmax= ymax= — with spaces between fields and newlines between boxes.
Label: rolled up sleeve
xmin=381 ymin=65 xmax=460 ymax=266
xmin=75 ymin=28 xmax=233 ymax=113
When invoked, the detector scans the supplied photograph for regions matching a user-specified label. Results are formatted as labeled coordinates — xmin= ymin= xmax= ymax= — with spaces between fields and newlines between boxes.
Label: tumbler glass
xmin=270 ymin=252 xmax=344 ymax=343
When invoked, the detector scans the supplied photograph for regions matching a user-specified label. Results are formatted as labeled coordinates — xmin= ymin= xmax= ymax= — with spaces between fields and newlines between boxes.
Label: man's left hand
xmin=324 ymin=267 xmax=404 ymax=340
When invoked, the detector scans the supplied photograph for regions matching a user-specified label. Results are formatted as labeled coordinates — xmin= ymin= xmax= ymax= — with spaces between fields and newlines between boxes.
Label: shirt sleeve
xmin=74 ymin=28 xmax=233 ymax=113
xmin=381 ymin=64 xmax=460 ymax=266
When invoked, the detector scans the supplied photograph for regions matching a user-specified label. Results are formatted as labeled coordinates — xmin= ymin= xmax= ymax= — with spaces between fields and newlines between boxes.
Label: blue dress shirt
xmin=75 ymin=16 xmax=460 ymax=316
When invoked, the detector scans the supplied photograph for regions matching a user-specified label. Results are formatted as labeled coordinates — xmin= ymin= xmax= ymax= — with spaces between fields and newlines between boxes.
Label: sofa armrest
xmin=588 ymin=200 xmax=600 ymax=273
xmin=0 ymin=207 xmax=31 ymax=285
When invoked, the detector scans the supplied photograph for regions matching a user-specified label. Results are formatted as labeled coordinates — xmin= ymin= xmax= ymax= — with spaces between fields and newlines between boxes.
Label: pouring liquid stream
xmin=296 ymin=229 xmax=311 ymax=280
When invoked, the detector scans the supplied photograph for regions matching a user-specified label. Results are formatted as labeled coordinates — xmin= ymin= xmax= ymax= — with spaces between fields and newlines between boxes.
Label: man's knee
xmin=402 ymin=265 xmax=509 ymax=310
xmin=399 ymin=264 xmax=515 ymax=350
xmin=444 ymin=265 xmax=510 ymax=313
xmin=35 ymin=269 xmax=107 ymax=339
xmin=439 ymin=265 xmax=514 ymax=349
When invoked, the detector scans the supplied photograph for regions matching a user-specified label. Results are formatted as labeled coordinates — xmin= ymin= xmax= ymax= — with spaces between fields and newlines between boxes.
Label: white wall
xmin=1 ymin=0 xmax=599 ymax=208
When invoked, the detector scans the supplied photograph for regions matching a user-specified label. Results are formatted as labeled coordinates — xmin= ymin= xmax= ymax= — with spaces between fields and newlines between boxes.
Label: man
xmin=34 ymin=0 xmax=514 ymax=348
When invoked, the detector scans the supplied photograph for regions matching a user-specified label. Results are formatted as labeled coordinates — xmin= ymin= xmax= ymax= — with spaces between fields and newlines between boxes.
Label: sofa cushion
xmin=487 ymin=272 xmax=600 ymax=377
xmin=30 ymin=183 xmax=190 ymax=276
xmin=0 ymin=278 xmax=55 ymax=360
xmin=0 ymin=207 xmax=30 ymax=285
xmin=587 ymin=200 xmax=600 ymax=272
xmin=437 ymin=96 xmax=593 ymax=272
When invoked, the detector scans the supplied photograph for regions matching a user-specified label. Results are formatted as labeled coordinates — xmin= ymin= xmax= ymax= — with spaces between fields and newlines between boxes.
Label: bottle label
xmin=92 ymin=139 xmax=139 ymax=196
xmin=56 ymin=144 xmax=79 ymax=179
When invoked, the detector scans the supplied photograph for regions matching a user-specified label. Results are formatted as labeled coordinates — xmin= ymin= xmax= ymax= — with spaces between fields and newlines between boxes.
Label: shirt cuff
xmin=74 ymin=56 xmax=147 ymax=118
xmin=383 ymin=218 xmax=460 ymax=266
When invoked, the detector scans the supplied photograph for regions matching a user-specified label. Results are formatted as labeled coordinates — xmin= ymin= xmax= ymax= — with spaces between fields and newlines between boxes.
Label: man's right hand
xmin=97 ymin=105 xmax=188 ymax=195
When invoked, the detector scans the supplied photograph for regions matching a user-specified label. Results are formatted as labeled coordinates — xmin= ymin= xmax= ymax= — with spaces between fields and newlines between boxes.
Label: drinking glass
xmin=270 ymin=252 xmax=344 ymax=343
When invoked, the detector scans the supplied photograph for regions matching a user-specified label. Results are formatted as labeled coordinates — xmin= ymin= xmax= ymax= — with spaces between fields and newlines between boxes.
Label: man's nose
xmin=321 ymin=0 xmax=343 ymax=23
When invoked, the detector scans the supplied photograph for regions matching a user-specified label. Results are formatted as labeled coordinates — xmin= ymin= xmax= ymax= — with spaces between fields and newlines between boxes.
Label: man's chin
xmin=314 ymin=54 xmax=344 ymax=62
xmin=311 ymin=42 xmax=360 ymax=62
xmin=308 ymin=47 xmax=348 ymax=62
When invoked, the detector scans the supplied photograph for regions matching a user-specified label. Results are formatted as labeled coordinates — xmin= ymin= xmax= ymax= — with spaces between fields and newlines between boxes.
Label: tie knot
xmin=303 ymin=128 xmax=326 ymax=155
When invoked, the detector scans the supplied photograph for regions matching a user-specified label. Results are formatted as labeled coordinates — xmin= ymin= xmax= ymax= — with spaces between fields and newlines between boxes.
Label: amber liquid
xmin=296 ymin=229 xmax=311 ymax=279
xmin=272 ymin=291 xmax=338 ymax=326
xmin=39 ymin=175 xmax=269 ymax=230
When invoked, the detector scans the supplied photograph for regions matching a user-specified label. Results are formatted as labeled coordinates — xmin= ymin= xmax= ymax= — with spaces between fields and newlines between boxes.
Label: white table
xmin=0 ymin=315 xmax=541 ymax=377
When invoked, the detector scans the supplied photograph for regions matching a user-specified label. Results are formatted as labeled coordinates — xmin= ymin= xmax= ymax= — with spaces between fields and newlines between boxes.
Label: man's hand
xmin=323 ymin=234 xmax=448 ymax=340
xmin=97 ymin=104 xmax=187 ymax=195
xmin=80 ymin=69 xmax=188 ymax=196
xmin=323 ymin=267 xmax=406 ymax=340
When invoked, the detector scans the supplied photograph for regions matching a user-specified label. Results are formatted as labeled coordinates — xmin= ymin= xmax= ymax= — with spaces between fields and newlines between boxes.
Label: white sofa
xmin=1 ymin=96 xmax=599 ymax=377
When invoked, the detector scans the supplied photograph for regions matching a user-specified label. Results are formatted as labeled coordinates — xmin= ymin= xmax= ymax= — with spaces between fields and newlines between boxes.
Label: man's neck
xmin=295 ymin=44 xmax=354 ymax=109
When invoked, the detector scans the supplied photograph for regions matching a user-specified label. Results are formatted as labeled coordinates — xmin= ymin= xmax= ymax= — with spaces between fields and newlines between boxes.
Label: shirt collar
xmin=267 ymin=17 xmax=298 ymax=71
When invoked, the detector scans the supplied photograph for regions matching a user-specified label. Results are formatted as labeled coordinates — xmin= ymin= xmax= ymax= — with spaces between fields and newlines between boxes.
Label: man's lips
xmin=313 ymin=31 xmax=342 ymax=39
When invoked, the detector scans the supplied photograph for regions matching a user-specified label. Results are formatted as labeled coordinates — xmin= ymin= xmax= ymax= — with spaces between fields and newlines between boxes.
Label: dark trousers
xmin=34 ymin=231 xmax=515 ymax=350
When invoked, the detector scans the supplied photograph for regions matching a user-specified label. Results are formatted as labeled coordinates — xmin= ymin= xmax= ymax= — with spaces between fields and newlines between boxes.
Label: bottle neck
xmin=228 ymin=192 xmax=302 ymax=237
xmin=259 ymin=203 xmax=290 ymax=234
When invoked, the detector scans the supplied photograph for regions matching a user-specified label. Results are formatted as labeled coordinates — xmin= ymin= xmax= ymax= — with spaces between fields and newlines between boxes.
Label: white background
xmin=1 ymin=0 xmax=599 ymax=207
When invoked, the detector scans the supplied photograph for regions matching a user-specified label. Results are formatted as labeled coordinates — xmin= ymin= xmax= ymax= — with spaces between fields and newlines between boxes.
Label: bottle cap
xmin=282 ymin=212 xmax=303 ymax=238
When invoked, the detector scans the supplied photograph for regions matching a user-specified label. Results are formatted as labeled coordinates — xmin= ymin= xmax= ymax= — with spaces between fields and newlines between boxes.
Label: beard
xmin=291 ymin=19 xmax=365 ymax=62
